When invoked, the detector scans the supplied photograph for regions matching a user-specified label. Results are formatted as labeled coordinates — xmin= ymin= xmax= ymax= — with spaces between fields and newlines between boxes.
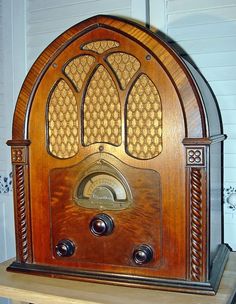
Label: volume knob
xmin=90 ymin=214 xmax=114 ymax=236
xmin=133 ymin=244 xmax=153 ymax=265
xmin=55 ymin=239 xmax=75 ymax=257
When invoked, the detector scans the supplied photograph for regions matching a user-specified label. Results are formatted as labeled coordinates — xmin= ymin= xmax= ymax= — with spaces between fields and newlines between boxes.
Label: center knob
xmin=90 ymin=214 xmax=114 ymax=236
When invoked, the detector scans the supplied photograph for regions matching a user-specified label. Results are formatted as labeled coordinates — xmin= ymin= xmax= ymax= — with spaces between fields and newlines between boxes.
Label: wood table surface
xmin=0 ymin=253 xmax=235 ymax=304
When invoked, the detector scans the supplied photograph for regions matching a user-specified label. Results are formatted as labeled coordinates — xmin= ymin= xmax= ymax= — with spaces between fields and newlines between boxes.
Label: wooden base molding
xmin=7 ymin=244 xmax=230 ymax=295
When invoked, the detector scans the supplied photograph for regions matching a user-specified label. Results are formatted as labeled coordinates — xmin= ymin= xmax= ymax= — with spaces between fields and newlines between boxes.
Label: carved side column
xmin=186 ymin=146 xmax=207 ymax=282
xmin=7 ymin=140 xmax=32 ymax=263
xmin=190 ymin=167 xmax=203 ymax=281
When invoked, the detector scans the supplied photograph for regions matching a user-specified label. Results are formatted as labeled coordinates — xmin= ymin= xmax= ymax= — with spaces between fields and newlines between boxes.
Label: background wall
xmin=0 ymin=1 xmax=235 ymax=301
xmin=26 ymin=0 xmax=146 ymax=68
xmin=150 ymin=0 xmax=236 ymax=249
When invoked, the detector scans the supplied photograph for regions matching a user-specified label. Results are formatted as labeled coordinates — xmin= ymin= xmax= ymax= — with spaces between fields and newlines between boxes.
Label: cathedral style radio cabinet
xmin=7 ymin=15 xmax=230 ymax=294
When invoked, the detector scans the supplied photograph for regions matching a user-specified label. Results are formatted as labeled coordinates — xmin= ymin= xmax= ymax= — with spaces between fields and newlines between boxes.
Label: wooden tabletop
xmin=0 ymin=253 xmax=235 ymax=304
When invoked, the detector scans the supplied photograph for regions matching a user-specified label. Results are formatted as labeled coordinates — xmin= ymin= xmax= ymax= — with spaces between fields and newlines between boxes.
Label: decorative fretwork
xmin=126 ymin=74 xmax=162 ymax=159
xmin=15 ymin=165 xmax=28 ymax=262
xmin=82 ymin=40 xmax=119 ymax=54
xmin=64 ymin=55 xmax=95 ymax=91
xmin=190 ymin=168 xmax=203 ymax=281
xmin=106 ymin=52 xmax=140 ymax=89
xmin=48 ymin=79 xmax=79 ymax=158
xmin=83 ymin=65 xmax=122 ymax=146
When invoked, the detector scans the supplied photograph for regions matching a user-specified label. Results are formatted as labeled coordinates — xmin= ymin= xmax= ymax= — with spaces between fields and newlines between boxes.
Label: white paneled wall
xmin=0 ymin=0 xmax=26 ymax=264
xmin=26 ymin=0 xmax=148 ymax=68
xmin=0 ymin=1 xmax=6 ymax=180
xmin=150 ymin=0 xmax=236 ymax=249
xmin=0 ymin=0 xmax=15 ymax=266
xmin=0 ymin=1 xmax=20 ymax=303
xmin=166 ymin=0 xmax=236 ymax=184
xmin=27 ymin=0 xmax=136 ymax=68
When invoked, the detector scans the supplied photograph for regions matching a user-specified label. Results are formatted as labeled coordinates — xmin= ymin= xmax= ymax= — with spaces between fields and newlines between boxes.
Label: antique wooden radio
xmin=7 ymin=15 xmax=230 ymax=294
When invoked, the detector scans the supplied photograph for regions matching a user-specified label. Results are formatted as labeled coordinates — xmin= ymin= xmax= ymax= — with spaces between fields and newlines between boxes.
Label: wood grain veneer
xmin=7 ymin=15 xmax=230 ymax=294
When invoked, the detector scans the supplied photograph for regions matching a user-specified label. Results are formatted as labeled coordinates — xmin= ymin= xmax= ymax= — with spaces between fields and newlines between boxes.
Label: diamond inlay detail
xmin=48 ymin=79 xmax=79 ymax=158
xmin=82 ymin=40 xmax=119 ymax=54
xmin=106 ymin=52 xmax=140 ymax=89
xmin=64 ymin=55 xmax=95 ymax=91
xmin=126 ymin=74 xmax=162 ymax=159
xmin=83 ymin=65 xmax=121 ymax=146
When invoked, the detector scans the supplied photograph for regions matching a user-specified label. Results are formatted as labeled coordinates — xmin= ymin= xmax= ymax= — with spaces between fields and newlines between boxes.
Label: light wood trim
xmin=182 ymin=134 xmax=227 ymax=145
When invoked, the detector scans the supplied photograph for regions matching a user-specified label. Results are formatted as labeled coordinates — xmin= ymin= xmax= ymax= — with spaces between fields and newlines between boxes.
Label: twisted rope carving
xmin=15 ymin=165 xmax=28 ymax=262
xmin=190 ymin=168 xmax=202 ymax=281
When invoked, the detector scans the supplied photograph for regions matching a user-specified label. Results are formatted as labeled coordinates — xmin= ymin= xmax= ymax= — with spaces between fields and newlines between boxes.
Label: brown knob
xmin=90 ymin=214 xmax=114 ymax=236
xmin=55 ymin=239 xmax=75 ymax=257
xmin=133 ymin=244 xmax=153 ymax=265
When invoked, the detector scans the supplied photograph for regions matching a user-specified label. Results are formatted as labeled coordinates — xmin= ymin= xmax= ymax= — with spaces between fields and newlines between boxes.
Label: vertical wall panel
xmin=165 ymin=0 xmax=236 ymax=180
xmin=0 ymin=0 xmax=25 ymax=274
xmin=0 ymin=0 xmax=12 ymax=268
xmin=26 ymin=0 xmax=133 ymax=68
xmin=0 ymin=2 xmax=18 ymax=303
xmin=151 ymin=0 xmax=236 ymax=249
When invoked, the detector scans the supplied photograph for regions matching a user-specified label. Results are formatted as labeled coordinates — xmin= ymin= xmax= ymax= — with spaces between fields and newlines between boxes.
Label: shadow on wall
xmin=153 ymin=10 xmax=235 ymax=65
xmin=155 ymin=26 xmax=224 ymax=130
xmin=155 ymin=8 xmax=236 ymax=214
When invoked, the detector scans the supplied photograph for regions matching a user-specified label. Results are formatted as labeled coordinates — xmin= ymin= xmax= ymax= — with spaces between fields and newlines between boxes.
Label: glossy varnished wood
xmin=7 ymin=15 xmax=229 ymax=294
xmin=11 ymin=15 xmax=209 ymax=140
xmin=2 ymin=253 xmax=236 ymax=303
xmin=26 ymin=15 xmax=187 ymax=281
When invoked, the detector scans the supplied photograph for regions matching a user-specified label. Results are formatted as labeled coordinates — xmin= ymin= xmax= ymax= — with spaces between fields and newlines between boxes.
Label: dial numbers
xmin=75 ymin=173 xmax=132 ymax=211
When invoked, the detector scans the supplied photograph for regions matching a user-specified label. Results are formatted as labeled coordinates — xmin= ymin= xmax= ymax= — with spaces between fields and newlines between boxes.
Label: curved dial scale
xmin=83 ymin=174 xmax=127 ymax=200
xmin=75 ymin=172 xmax=132 ymax=211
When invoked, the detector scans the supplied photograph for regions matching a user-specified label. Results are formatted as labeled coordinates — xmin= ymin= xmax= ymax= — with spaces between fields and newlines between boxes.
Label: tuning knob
xmin=55 ymin=239 xmax=75 ymax=257
xmin=90 ymin=214 xmax=114 ymax=236
xmin=133 ymin=244 xmax=153 ymax=265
